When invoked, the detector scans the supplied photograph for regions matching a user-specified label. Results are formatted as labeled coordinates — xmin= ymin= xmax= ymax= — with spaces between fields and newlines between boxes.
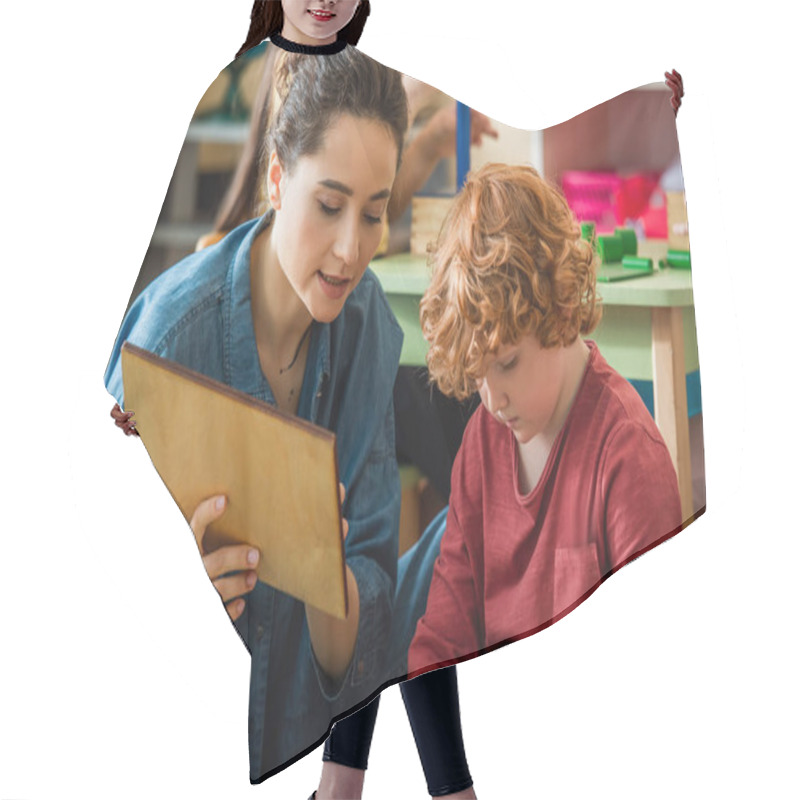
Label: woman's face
xmin=268 ymin=113 xmax=398 ymax=324
xmin=280 ymin=0 xmax=361 ymax=45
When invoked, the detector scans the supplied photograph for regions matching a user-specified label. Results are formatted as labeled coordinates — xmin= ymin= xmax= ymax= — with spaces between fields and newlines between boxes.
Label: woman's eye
xmin=364 ymin=213 xmax=383 ymax=225
xmin=318 ymin=201 xmax=341 ymax=217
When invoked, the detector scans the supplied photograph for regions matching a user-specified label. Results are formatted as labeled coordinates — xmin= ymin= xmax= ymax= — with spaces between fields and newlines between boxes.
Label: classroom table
xmin=371 ymin=240 xmax=698 ymax=520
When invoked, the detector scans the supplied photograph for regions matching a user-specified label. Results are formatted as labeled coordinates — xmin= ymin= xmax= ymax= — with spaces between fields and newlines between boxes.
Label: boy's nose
xmin=479 ymin=377 xmax=507 ymax=416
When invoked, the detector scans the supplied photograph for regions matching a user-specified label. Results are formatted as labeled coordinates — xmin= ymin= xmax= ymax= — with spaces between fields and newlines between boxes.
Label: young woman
xmin=112 ymin=4 xmax=481 ymax=797
xmin=105 ymin=43 xmax=410 ymax=782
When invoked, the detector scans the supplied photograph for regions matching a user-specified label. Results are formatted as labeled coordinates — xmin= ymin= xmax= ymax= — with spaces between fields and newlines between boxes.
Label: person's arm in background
xmin=387 ymin=75 xmax=498 ymax=223
xmin=388 ymin=104 xmax=498 ymax=223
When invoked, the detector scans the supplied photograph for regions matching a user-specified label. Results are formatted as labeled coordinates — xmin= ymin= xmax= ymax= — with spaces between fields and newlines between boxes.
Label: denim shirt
xmin=105 ymin=213 xmax=402 ymax=781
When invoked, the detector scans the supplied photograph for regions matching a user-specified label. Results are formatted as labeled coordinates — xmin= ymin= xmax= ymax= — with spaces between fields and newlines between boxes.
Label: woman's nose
xmin=333 ymin=218 xmax=359 ymax=267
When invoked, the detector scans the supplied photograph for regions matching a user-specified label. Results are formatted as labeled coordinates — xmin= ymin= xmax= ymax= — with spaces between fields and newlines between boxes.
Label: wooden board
xmin=121 ymin=342 xmax=347 ymax=619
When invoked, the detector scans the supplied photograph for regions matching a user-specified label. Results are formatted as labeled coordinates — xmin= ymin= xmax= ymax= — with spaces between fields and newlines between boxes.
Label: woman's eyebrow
xmin=318 ymin=179 xmax=391 ymax=201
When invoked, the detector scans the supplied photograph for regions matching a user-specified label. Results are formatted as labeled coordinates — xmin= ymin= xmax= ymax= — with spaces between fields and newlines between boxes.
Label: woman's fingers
xmin=212 ymin=568 xmax=258 ymax=604
xmin=190 ymin=495 xmax=228 ymax=552
xmin=225 ymin=597 xmax=247 ymax=622
xmin=203 ymin=543 xmax=260 ymax=582
xmin=207 ymin=547 xmax=259 ymax=621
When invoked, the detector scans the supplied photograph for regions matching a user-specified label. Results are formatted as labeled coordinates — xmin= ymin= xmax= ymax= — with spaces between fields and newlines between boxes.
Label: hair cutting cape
xmin=104 ymin=38 xmax=703 ymax=782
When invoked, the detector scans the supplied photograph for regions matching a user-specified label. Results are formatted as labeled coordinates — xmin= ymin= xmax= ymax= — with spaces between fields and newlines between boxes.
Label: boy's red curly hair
xmin=420 ymin=163 xmax=602 ymax=400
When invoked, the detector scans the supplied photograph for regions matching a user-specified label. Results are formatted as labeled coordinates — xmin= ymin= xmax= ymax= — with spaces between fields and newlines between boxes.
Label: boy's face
xmin=477 ymin=333 xmax=569 ymax=444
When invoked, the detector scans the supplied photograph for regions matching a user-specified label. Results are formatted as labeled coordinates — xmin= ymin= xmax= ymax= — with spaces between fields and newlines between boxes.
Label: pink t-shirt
xmin=409 ymin=341 xmax=683 ymax=672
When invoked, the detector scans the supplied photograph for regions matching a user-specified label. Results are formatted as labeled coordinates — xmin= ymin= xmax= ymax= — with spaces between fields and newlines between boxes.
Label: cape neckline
xmin=270 ymin=32 xmax=348 ymax=55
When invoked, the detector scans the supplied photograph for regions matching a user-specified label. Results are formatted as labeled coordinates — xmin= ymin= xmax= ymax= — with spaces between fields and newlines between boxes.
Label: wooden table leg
xmin=652 ymin=307 xmax=693 ymax=520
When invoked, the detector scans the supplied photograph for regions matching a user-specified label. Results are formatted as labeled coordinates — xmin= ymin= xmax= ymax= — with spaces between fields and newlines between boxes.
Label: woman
xmin=113 ymin=4 xmax=481 ymax=797
xmin=105 ymin=44 xmax=408 ymax=782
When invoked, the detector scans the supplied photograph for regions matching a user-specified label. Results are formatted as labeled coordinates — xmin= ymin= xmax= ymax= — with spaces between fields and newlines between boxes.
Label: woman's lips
xmin=317 ymin=270 xmax=350 ymax=300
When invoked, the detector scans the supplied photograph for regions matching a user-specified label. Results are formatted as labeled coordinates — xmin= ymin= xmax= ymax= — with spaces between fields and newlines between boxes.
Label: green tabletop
xmin=370 ymin=244 xmax=698 ymax=380
xmin=370 ymin=247 xmax=694 ymax=308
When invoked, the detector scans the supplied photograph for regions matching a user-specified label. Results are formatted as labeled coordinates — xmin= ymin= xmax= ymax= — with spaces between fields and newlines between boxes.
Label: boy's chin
xmin=511 ymin=425 xmax=535 ymax=444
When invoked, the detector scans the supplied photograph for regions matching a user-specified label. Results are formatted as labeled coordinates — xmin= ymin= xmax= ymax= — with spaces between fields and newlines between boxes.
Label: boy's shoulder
xmin=582 ymin=343 xmax=654 ymax=420
xmin=575 ymin=341 xmax=673 ymax=456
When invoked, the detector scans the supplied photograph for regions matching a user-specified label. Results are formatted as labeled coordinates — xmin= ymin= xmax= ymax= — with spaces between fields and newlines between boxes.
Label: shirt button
xmin=256 ymin=624 xmax=265 ymax=641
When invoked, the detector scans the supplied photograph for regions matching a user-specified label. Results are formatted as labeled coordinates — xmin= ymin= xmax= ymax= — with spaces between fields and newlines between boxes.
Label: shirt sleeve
xmin=408 ymin=456 xmax=484 ymax=673
xmin=311 ymin=393 xmax=400 ymax=707
xmin=601 ymin=420 xmax=684 ymax=572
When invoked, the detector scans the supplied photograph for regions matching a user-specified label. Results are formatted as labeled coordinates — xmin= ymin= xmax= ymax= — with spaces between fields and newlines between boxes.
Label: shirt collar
xmin=226 ymin=212 xmax=332 ymax=411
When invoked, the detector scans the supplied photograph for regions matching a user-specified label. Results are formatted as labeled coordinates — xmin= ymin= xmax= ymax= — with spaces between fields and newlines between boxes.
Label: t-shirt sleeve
xmin=408 ymin=444 xmax=484 ymax=672
xmin=601 ymin=420 xmax=684 ymax=571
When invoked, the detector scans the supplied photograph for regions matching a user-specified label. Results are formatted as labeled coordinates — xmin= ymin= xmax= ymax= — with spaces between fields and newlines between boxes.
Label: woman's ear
xmin=267 ymin=150 xmax=284 ymax=210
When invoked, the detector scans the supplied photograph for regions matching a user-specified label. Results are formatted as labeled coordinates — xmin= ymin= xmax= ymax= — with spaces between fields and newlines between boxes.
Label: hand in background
xmin=110 ymin=402 xmax=139 ymax=436
xmin=665 ymin=69 xmax=684 ymax=116
xmin=190 ymin=495 xmax=260 ymax=622
xmin=426 ymin=104 xmax=499 ymax=161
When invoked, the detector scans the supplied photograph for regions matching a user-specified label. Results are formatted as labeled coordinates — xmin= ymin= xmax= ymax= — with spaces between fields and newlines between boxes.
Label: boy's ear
xmin=267 ymin=150 xmax=284 ymax=210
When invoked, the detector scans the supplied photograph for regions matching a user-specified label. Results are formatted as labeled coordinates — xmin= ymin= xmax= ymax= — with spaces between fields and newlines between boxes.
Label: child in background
xmin=409 ymin=163 xmax=684 ymax=671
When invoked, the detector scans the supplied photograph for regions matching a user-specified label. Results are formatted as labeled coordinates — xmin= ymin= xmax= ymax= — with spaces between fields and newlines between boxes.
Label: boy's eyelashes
xmin=498 ymin=356 xmax=518 ymax=371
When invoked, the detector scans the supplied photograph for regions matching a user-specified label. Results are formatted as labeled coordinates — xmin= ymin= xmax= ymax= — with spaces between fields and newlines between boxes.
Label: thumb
xmin=190 ymin=495 xmax=227 ymax=550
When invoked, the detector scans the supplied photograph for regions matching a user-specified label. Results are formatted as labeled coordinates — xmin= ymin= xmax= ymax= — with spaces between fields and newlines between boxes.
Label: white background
xmin=1 ymin=1 xmax=797 ymax=798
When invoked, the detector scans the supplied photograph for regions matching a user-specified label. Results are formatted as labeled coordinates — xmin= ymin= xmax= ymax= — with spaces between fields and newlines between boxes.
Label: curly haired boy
xmin=408 ymin=163 xmax=683 ymax=671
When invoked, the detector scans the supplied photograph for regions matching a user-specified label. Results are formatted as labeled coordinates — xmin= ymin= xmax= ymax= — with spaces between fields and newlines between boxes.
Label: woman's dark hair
xmin=236 ymin=0 xmax=371 ymax=58
xmin=216 ymin=46 xmax=407 ymax=231
xmin=269 ymin=48 xmax=407 ymax=175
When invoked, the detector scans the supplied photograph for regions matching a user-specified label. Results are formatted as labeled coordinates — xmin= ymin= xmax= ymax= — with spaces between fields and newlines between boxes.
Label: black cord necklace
xmin=279 ymin=323 xmax=313 ymax=375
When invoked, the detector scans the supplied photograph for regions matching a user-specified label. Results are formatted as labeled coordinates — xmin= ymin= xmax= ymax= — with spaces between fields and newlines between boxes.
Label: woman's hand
xmin=665 ymin=69 xmax=684 ymax=117
xmin=110 ymin=403 xmax=139 ymax=436
xmin=190 ymin=495 xmax=260 ymax=622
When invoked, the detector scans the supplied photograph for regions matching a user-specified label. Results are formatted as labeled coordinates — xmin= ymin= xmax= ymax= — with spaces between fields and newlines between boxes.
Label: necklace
xmin=279 ymin=323 xmax=313 ymax=375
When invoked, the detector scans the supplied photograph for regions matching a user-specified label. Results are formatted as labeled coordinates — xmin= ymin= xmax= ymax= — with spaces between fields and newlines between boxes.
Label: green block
xmin=597 ymin=234 xmax=624 ymax=264
xmin=614 ymin=228 xmax=638 ymax=257
xmin=622 ymin=255 xmax=653 ymax=271
xmin=580 ymin=221 xmax=596 ymax=243
xmin=666 ymin=249 xmax=691 ymax=269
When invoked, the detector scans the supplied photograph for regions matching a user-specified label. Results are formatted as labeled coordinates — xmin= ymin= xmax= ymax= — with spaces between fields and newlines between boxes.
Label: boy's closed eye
xmin=498 ymin=356 xmax=518 ymax=371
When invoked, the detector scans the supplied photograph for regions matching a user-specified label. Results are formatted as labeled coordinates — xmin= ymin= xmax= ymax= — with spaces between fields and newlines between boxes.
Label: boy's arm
xmin=602 ymin=421 xmax=684 ymax=571
xmin=408 ymin=499 xmax=484 ymax=673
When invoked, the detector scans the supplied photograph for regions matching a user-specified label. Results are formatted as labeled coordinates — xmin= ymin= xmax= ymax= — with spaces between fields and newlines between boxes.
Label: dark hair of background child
xmin=236 ymin=0 xmax=371 ymax=58
xmin=216 ymin=2 xmax=372 ymax=231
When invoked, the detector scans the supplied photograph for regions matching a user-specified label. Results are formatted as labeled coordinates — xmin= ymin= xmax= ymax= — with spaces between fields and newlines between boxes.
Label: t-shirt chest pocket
xmin=552 ymin=543 xmax=603 ymax=621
